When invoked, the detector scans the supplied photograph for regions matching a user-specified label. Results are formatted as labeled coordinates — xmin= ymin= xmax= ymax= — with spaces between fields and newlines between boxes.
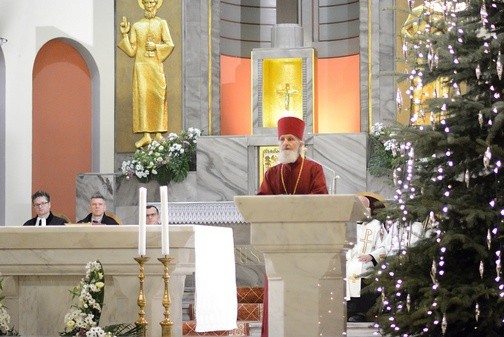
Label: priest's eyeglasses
xmin=33 ymin=201 xmax=49 ymax=208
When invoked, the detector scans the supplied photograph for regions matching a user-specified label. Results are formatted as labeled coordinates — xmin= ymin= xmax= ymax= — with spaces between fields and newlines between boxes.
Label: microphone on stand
xmin=305 ymin=156 xmax=340 ymax=194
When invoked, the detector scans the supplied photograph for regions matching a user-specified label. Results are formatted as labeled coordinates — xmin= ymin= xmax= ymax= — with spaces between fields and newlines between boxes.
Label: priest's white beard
xmin=278 ymin=149 xmax=299 ymax=164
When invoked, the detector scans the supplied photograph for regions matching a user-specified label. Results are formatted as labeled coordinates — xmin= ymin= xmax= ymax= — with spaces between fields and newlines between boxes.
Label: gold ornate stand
xmin=134 ymin=256 xmax=150 ymax=337
xmin=158 ymin=256 xmax=174 ymax=337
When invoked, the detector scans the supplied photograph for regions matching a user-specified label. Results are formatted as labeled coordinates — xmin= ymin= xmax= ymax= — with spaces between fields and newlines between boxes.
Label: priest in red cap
xmin=257 ymin=116 xmax=328 ymax=337
xmin=257 ymin=116 xmax=328 ymax=195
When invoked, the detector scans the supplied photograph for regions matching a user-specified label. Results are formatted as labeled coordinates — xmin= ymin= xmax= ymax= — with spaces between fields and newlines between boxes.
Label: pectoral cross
xmin=277 ymin=83 xmax=298 ymax=111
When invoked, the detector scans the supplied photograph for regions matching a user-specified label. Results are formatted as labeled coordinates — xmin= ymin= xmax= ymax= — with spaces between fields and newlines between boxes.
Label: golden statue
xmin=118 ymin=0 xmax=175 ymax=148
xmin=401 ymin=1 xmax=457 ymax=125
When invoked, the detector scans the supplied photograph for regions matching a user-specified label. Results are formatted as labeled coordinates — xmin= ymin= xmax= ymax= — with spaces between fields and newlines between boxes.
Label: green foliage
xmin=368 ymin=122 xmax=401 ymax=177
xmin=373 ymin=1 xmax=504 ymax=336
xmin=368 ymin=134 xmax=395 ymax=177
xmin=103 ymin=323 xmax=145 ymax=337
xmin=120 ymin=128 xmax=201 ymax=185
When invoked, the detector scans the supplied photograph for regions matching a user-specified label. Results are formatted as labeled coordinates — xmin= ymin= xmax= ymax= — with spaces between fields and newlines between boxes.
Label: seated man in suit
xmin=23 ymin=190 xmax=67 ymax=226
xmin=78 ymin=193 xmax=119 ymax=225
xmin=146 ymin=205 xmax=160 ymax=225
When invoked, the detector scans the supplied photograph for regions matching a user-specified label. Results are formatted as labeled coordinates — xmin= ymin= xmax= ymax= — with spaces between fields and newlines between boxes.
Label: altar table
xmin=0 ymin=225 xmax=237 ymax=337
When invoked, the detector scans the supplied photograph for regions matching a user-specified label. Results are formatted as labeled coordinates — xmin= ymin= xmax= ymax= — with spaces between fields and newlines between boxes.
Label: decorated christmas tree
xmin=373 ymin=1 xmax=504 ymax=336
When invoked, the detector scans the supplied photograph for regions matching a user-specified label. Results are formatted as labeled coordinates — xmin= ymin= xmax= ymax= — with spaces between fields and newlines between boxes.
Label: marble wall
xmin=76 ymin=132 xmax=396 ymax=224
xmin=76 ymin=0 xmax=398 ymax=288
xmin=77 ymin=132 xmax=396 ymax=287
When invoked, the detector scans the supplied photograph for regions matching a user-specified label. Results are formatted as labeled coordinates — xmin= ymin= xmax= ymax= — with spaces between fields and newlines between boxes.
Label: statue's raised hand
xmin=120 ymin=16 xmax=131 ymax=35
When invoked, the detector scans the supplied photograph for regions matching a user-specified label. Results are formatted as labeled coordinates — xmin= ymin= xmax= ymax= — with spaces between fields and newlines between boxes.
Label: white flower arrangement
xmin=0 ymin=277 xmax=17 ymax=336
xmin=369 ymin=123 xmax=399 ymax=177
xmin=61 ymin=261 xmax=105 ymax=337
xmin=0 ymin=304 xmax=11 ymax=335
xmin=85 ymin=327 xmax=106 ymax=337
xmin=371 ymin=123 xmax=398 ymax=154
xmin=60 ymin=261 xmax=143 ymax=337
xmin=120 ymin=128 xmax=201 ymax=185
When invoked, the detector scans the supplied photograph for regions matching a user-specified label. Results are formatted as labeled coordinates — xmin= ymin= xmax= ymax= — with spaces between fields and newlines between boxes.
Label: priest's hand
xmin=357 ymin=254 xmax=373 ymax=263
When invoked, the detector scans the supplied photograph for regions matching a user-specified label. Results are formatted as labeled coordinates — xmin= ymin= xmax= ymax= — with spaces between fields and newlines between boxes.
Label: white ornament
xmin=408 ymin=0 xmax=415 ymax=11
xmin=497 ymin=51 xmax=502 ymax=80
xmin=441 ymin=313 xmax=447 ymax=335
xmin=480 ymin=1 xmax=488 ymax=25
xmin=483 ymin=147 xmax=492 ymax=169
xmin=396 ymin=88 xmax=403 ymax=112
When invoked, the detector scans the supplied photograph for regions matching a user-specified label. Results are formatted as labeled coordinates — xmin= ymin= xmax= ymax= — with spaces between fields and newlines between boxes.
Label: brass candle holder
xmin=158 ymin=256 xmax=174 ymax=337
xmin=134 ymin=256 xmax=150 ymax=337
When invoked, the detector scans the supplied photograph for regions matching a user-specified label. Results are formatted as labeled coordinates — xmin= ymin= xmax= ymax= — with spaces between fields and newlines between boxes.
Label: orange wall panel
xmin=220 ymin=56 xmax=252 ymax=135
xmin=32 ymin=39 xmax=92 ymax=222
xmin=316 ymin=55 xmax=360 ymax=133
xmin=220 ymin=54 xmax=360 ymax=135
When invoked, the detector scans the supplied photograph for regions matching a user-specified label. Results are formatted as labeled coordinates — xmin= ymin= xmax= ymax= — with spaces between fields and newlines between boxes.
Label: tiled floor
xmin=346 ymin=322 xmax=379 ymax=336
xmin=248 ymin=323 xmax=378 ymax=337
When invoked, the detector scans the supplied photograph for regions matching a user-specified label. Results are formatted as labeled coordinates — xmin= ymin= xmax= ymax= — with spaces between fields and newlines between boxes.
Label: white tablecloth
xmin=193 ymin=225 xmax=238 ymax=332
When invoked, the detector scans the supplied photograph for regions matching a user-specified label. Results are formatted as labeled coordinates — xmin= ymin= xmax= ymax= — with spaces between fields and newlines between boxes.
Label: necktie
xmin=37 ymin=217 xmax=46 ymax=226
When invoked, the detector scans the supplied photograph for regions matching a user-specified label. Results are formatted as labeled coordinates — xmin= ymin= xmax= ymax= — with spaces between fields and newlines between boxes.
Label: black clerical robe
xmin=257 ymin=156 xmax=328 ymax=195
xmin=78 ymin=214 xmax=119 ymax=225
xmin=23 ymin=212 xmax=66 ymax=226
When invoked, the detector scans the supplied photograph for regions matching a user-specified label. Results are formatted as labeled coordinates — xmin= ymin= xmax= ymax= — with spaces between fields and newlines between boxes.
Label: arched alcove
xmin=32 ymin=39 xmax=93 ymax=222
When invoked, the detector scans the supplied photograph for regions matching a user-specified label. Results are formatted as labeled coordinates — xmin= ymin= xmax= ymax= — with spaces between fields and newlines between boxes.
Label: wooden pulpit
xmin=234 ymin=195 xmax=367 ymax=337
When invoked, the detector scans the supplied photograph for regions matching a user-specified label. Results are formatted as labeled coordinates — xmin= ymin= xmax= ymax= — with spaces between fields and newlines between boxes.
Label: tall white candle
xmin=160 ymin=185 xmax=169 ymax=255
xmin=138 ymin=187 xmax=147 ymax=256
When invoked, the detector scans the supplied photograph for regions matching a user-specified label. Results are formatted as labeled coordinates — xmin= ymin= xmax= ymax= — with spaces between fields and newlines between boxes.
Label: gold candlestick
xmin=134 ymin=256 xmax=150 ymax=337
xmin=158 ymin=256 xmax=174 ymax=337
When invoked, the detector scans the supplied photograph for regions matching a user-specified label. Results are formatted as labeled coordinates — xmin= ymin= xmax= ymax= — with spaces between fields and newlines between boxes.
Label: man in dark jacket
xmin=78 ymin=193 xmax=119 ymax=225
xmin=23 ymin=191 xmax=66 ymax=226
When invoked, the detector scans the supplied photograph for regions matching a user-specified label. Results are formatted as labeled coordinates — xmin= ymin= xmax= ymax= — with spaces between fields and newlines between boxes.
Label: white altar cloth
xmin=194 ymin=225 xmax=237 ymax=331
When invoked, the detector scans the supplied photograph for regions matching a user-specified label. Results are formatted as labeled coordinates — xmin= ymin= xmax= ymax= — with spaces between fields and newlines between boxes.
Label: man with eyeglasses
xmin=146 ymin=205 xmax=160 ymax=225
xmin=23 ymin=191 xmax=66 ymax=226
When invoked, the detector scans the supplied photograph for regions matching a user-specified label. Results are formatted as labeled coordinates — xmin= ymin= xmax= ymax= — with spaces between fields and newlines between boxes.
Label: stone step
xmin=182 ymin=321 xmax=250 ymax=336
xmin=236 ymin=287 xmax=264 ymax=304
xmin=188 ymin=303 xmax=263 ymax=322
xmin=183 ymin=287 xmax=264 ymax=336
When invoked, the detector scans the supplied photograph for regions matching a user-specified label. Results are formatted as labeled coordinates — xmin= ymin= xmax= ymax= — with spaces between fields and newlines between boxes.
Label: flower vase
xmin=136 ymin=176 xmax=151 ymax=184
xmin=156 ymin=166 xmax=173 ymax=186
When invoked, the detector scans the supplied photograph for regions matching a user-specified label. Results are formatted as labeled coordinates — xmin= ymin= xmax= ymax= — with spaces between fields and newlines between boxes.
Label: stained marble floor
xmin=182 ymin=277 xmax=379 ymax=337
xmin=245 ymin=322 xmax=377 ymax=337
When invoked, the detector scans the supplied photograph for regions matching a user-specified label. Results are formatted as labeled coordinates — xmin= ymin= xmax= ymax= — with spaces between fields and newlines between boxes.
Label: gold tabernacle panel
xmin=251 ymin=47 xmax=316 ymax=136
xmin=258 ymin=146 xmax=279 ymax=185
xmin=262 ymin=58 xmax=303 ymax=127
